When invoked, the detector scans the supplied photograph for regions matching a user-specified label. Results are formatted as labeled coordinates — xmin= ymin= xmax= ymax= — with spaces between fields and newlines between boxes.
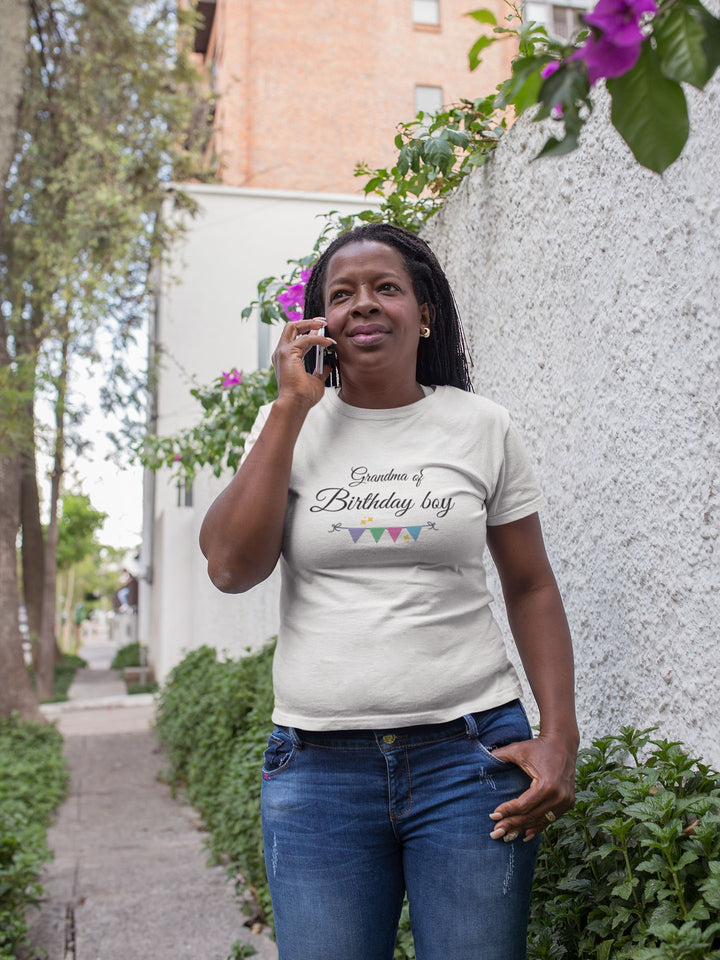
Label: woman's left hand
xmin=487 ymin=733 xmax=578 ymax=842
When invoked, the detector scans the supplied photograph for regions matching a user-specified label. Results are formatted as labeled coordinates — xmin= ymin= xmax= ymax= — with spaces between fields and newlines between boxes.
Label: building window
xmin=524 ymin=0 xmax=591 ymax=40
xmin=551 ymin=4 xmax=586 ymax=39
xmin=415 ymin=85 xmax=443 ymax=116
xmin=413 ymin=0 xmax=440 ymax=26
xmin=176 ymin=480 xmax=193 ymax=508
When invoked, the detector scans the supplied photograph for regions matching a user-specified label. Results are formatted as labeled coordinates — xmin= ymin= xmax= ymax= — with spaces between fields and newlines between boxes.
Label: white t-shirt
xmin=240 ymin=385 xmax=546 ymax=729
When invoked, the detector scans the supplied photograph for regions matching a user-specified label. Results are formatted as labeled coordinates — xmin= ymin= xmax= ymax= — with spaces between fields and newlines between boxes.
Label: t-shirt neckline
xmin=325 ymin=384 xmax=438 ymax=420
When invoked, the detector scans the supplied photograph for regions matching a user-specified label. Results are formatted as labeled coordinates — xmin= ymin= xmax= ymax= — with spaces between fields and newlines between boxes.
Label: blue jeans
xmin=260 ymin=700 xmax=540 ymax=960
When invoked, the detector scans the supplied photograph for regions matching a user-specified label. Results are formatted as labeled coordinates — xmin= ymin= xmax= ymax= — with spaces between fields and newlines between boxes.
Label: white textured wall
xmin=423 ymin=80 xmax=720 ymax=766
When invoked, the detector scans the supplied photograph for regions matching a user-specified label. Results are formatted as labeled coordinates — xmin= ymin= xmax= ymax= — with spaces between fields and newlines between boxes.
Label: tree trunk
xmin=36 ymin=334 xmax=69 ymax=701
xmin=0 ymin=450 xmax=42 ymax=720
xmin=21 ymin=437 xmax=45 ymax=665
xmin=0 ymin=0 xmax=30 ymax=239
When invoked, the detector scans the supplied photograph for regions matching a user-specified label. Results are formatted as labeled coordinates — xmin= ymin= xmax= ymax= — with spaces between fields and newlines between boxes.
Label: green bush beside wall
xmin=0 ymin=715 xmax=68 ymax=960
xmin=155 ymin=646 xmax=720 ymax=959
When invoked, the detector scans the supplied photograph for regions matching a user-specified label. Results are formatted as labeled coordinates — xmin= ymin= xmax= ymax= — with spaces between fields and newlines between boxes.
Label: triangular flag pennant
xmin=386 ymin=527 xmax=403 ymax=542
xmin=347 ymin=528 xmax=365 ymax=543
xmin=405 ymin=526 xmax=423 ymax=541
xmin=369 ymin=528 xmax=385 ymax=543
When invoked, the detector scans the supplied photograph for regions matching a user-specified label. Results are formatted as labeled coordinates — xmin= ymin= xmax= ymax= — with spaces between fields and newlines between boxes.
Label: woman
xmin=200 ymin=223 xmax=578 ymax=960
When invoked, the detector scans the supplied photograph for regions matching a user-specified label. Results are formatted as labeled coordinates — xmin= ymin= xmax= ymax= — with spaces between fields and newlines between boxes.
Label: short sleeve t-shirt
xmin=240 ymin=385 xmax=545 ymax=729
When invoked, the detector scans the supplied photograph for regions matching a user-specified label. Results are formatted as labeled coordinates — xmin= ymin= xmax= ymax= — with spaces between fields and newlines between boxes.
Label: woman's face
xmin=322 ymin=240 xmax=429 ymax=384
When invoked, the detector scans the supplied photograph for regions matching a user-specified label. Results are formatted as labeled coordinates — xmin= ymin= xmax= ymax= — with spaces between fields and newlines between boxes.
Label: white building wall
xmin=142 ymin=186 xmax=378 ymax=682
xmin=422 ymin=81 xmax=720 ymax=765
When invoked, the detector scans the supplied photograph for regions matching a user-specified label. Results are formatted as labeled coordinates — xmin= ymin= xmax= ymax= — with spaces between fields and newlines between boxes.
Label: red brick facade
xmin=195 ymin=0 xmax=515 ymax=193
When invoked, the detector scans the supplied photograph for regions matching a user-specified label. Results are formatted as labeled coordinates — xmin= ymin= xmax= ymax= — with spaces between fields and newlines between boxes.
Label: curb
xmin=40 ymin=694 xmax=156 ymax=716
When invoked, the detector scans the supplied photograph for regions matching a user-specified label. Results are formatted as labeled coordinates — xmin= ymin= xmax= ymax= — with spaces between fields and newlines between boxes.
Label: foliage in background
xmin=155 ymin=644 xmax=276 ymax=926
xmin=0 ymin=0 xmax=210 ymax=709
xmin=26 ymin=651 xmax=88 ymax=703
xmin=140 ymin=367 xmax=278 ymax=481
xmin=110 ymin=641 xmax=142 ymax=672
xmin=155 ymin=648 xmax=720 ymax=960
xmin=0 ymin=715 xmax=68 ymax=959
xmin=472 ymin=0 xmax=720 ymax=172
xmin=527 ymin=728 xmax=720 ymax=959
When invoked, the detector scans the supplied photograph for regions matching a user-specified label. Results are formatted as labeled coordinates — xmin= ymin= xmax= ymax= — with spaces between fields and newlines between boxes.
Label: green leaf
xmin=468 ymin=35 xmax=496 ymax=71
xmin=421 ymin=136 xmax=454 ymax=172
xmin=495 ymin=56 xmax=544 ymax=113
xmin=654 ymin=0 xmax=718 ymax=88
xmin=466 ymin=8 xmax=498 ymax=25
xmin=608 ymin=44 xmax=689 ymax=174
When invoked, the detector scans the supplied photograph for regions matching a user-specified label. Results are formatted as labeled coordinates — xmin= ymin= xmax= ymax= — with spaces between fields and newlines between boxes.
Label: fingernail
xmin=490 ymin=828 xmax=505 ymax=840
xmin=504 ymin=831 xmax=519 ymax=843
xmin=489 ymin=812 xmax=502 ymax=821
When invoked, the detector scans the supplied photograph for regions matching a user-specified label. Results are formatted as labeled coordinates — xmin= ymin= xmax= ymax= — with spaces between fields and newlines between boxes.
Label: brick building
xmin=193 ymin=0 xmax=516 ymax=193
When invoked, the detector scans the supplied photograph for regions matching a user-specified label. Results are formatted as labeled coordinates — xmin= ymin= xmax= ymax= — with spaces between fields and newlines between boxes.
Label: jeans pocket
xmin=474 ymin=700 xmax=533 ymax=767
xmin=262 ymin=727 xmax=297 ymax=780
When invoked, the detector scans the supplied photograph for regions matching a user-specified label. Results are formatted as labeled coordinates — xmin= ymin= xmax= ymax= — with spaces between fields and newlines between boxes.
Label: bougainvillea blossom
xmin=221 ymin=368 xmax=243 ymax=388
xmin=572 ymin=0 xmax=657 ymax=84
xmin=277 ymin=267 xmax=312 ymax=322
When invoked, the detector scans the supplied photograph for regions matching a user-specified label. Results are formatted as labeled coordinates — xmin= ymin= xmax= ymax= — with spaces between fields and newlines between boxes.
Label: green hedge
xmin=110 ymin=641 xmax=141 ymax=671
xmin=0 ymin=715 xmax=68 ymax=960
xmin=155 ymin=646 xmax=720 ymax=959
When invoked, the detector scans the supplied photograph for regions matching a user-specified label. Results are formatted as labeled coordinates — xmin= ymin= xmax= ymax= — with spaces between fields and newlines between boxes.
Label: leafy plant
xmin=0 ymin=715 xmax=68 ymax=959
xmin=110 ymin=641 xmax=142 ymax=671
xmin=527 ymin=727 xmax=720 ymax=959
xmin=139 ymin=367 xmax=278 ymax=482
xmin=154 ymin=643 xmax=277 ymax=924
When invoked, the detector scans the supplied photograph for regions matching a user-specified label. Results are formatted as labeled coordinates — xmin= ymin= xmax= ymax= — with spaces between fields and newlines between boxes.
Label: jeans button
xmin=383 ymin=734 xmax=396 ymax=744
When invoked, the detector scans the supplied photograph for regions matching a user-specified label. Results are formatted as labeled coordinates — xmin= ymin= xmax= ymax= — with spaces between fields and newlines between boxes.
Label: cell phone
xmin=315 ymin=324 xmax=326 ymax=375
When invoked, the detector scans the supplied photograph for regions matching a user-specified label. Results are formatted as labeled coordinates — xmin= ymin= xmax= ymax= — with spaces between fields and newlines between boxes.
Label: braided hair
xmin=303 ymin=223 xmax=473 ymax=392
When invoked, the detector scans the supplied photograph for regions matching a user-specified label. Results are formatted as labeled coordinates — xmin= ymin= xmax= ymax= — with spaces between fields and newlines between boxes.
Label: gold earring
xmin=420 ymin=327 xmax=431 ymax=339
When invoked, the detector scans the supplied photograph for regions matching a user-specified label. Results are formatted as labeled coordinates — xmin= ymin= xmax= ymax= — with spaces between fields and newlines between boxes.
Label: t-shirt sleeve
xmin=486 ymin=418 xmax=546 ymax=525
xmin=237 ymin=402 xmax=271 ymax=468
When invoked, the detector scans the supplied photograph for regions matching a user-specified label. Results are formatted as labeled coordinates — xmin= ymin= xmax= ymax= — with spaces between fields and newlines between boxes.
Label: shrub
xmin=527 ymin=727 xmax=720 ymax=959
xmin=110 ymin=641 xmax=141 ymax=670
xmin=0 ymin=715 xmax=68 ymax=960
xmin=154 ymin=643 xmax=275 ymax=922
xmin=155 ymin=648 xmax=720 ymax=959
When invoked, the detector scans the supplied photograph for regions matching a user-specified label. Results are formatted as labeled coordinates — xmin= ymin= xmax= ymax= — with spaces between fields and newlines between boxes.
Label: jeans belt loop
xmin=462 ymin=713 xmax=479 ymax=740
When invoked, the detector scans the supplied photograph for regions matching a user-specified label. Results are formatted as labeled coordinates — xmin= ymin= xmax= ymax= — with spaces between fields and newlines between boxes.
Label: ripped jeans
xmin=260 ymin=700 xmax=540 ymax=960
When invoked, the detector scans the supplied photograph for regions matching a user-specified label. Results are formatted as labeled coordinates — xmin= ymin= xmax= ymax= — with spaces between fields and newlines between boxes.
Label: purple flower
xmin=542 ymin=61 xmax=561 ymax=80
xmin=173 ymin=453 xmax=182 ymax=462
xmin=573 ymin=0 xmax=656 ymax=84
xmin=276 ymin=267 xmax=312 ymax=322
xmin=584 ymin=0 xmax=656 ymax=45
xmin=221 ymin=368 xmax=243 ymax=388
xmin=277 ymin=278 xmax=307 ymax=322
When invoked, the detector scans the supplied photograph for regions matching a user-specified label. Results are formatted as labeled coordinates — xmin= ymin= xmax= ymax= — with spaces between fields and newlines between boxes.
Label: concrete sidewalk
xmin=31 ymin=655 xmax=277 ymax=960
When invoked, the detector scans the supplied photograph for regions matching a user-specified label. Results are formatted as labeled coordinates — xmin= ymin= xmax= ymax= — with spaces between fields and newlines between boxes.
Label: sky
xmin=37 ymin=340 xmax=145 ymax=556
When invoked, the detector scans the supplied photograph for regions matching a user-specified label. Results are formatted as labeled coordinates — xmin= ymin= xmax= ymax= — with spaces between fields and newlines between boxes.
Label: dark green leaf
xmin=421 ymin=136 xmax=454 ymax=172
xmin=608 ymin=45 xmax=689 ymax=173
xmin=654 ymin=0 xmax=716 ymax=88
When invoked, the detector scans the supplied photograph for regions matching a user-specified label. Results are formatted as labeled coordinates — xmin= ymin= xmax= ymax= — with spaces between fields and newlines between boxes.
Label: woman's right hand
xmin=272 ymin=318 xmax=336 ymax=409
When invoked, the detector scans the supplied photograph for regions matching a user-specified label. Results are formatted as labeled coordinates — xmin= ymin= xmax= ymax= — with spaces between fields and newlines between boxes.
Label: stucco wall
xmin=422 ymin=80 xmax=720 ymax=766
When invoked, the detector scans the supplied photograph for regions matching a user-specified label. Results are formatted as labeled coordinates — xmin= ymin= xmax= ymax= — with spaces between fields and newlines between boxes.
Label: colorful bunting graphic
xmin=330 ymin=521 xmax=438 ymax=544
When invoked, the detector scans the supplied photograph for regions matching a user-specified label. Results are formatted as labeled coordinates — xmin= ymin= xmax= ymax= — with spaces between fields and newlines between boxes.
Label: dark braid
xmin=303 ymin=223 xmax=473 ymax=392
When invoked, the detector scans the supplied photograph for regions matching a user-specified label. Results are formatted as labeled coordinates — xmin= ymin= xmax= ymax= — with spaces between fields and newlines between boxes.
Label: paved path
xmin=30 ymin=646 xmax=277 ymax=960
